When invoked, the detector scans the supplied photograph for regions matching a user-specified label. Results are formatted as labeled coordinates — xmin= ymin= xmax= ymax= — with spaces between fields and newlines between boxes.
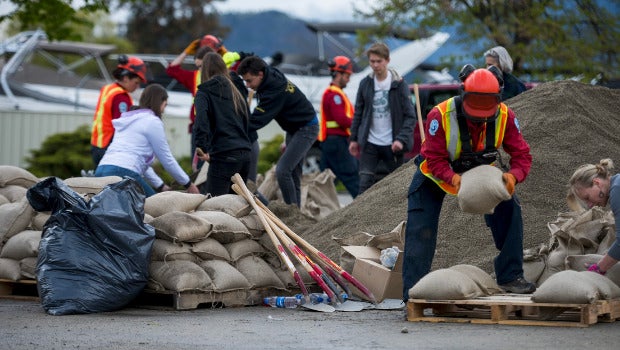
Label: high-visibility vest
xmin=91 ymin=83 xmax=132 ymax=148
xmin=419 ymin=97 xmax=509 ymax=195
xmin=318 ymin=85 xmax=353 ymax=141
xmin=192 ymin=70 xmax=201 ymax=116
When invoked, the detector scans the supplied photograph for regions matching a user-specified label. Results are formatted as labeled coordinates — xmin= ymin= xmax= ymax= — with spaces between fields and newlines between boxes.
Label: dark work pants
xmin=402 ymin=169 xmax=525 ymax=301
xmin=278 ymin=124 xmax=319 ymax=207
xmin=358 ymin=142 xmax=403 ymax=194
xmin=201 ymin=149 xmax=251 ymax=197
xmin=319 ymin=135 xmax=360 ymax=198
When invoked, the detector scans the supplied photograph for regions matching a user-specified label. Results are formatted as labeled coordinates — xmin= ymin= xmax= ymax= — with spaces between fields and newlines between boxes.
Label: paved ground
xmin=1 ymin=298 xmax=617 ymax=350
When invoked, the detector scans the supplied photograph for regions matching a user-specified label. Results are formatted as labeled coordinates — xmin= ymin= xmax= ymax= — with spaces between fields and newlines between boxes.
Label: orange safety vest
xmin=91 ymin=83 xmax=132 ymax=148
xmin=419 ymin=97 xmax=509 ymax=195
xmin=192 ymin=70 xmax=201 ymax=116
xmin=318 ymin=85 xmax=353 ymax=141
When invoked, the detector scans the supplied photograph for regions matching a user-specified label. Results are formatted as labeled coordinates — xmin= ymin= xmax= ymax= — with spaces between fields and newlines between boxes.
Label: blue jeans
xmin=279 ymin=123 xmax=319 ymax=207
xmin=320 ymin=135 xmax=359 ymax=198
xmin=402 ymin=168 xmax=525 ymax=301
xmin=201 ymin=149 xmax=251 ymax=197
xmin=358 ymin=142 xmax=403 ymax=194
xmin=95 ymin=164 xmax=156 ymax=197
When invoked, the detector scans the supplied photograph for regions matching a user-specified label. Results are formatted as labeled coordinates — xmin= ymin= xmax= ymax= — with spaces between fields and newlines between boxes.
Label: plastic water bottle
xmin=263 ymin=296 xmax=300 ymax=308
xmin=295 ymin=292 xmax=349 ymax=304
xmin=380 ymin=246 xmax=400 ymax=269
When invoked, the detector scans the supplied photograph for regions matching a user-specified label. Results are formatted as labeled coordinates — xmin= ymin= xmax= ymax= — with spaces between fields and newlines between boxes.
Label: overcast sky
xmin=212 ymin=0 xmax=374 ymax=22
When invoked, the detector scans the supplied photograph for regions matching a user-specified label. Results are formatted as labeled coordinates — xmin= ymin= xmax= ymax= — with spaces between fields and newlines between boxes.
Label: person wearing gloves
xmin=484 ymin=46 xmax=526 ymax=101
xmin=348 ymin=42 xmax=416 ymax=195
xmin=237 ymin=56 xmax=318 ymax=208
xmin=193 ymin=53 xmax=252 ymax=196
xmin=402 ymin=65 xmax=535 ymax=300
xmin=95 ymin=84 xmax=200 ymax=197
xmin=567 ymin=159 xmax=620 ymax=275
xmin=199 ymin=34 xmax=253 ymax=72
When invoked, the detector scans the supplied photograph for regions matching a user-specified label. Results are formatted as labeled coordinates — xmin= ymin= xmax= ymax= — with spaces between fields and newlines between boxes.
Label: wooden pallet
xmin=407 ymin=294 xmax=620 ymax=327
xmin=0 ymin=279 xmax=39 ymax=301
xmin=136 ymin=288 xmax=297 ymax=310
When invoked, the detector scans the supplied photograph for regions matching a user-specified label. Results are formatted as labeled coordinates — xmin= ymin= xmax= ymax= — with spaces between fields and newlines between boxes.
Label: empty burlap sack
xmin=194 ymin=161 xmax=209 ymax=187
xmin=532 ymin=270 xmax=602 ymax=304
xmin=150 ymin=211 xmax=213 ymax=243
xmin=0 ymin=197 xmax=35 ymax=249
xmin=565 ymin=254 xmax=620 ymax=287
xmin=300 ymin=169 xmax=341 ymax=220
xmin=235 ymin=255 xmax=286 ymax=290
xmin=225 ymin=239 xmax=266 ymax=262
xmin=149 ymin=260 xmax=213 ymax=292
xmin=0 ymin=166 xmax=39 ymax=188
xmin=0 ymin=185 xmax=28 ymax=202
xmin=20 ymin=256 xmax=37 ymax=279
xmin=367 ymin=221 xmax=406 ymax=250
xmin=63 ymin=176 xmax=123 ymax=195
xmin=408 ymin=268 xmax=484 ymax=300
xmin=196 ymin=194 xmax=252 ymax=218
xmin=30 ymin=211 xmax=51 ymax=231
xmin=144 ymin=192 xmax=206 ymax=217
xmin=257 ymin=165 xmax=281 ymax=201
xmin=0 ymin=230 xmax=41 ymax=260
xmin=199 ymin=259 xmax=251 ymax=292
xmin=150 ymin=239 xmax=198 ymax=263
xmin=238 ymin=213 xmax=265 ymax=238
xmin=449 ymin=264 xmax=502 ymax=295
xmin=192 ymin=211 xmax=251 ymax=244
xmin=191 ymin=238 xmax=231 ymax=261
xmin=0 ymin=257 xmax=21 ymax=281
xmin=458 ymin=165 xmax=511 ymax=214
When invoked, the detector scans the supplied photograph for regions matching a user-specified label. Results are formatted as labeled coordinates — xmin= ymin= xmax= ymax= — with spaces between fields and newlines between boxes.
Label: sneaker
xmin=499 ymin=277 xmax=536 ymax=294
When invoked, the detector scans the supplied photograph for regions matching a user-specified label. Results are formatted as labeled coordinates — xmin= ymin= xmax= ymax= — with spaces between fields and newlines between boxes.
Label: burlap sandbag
xmin=238 ymin=213 xmax=265 ymax=238
xmin=523 ymin=257 xmax=547 ymax=286
xmin=196 ymin=194 xmax=252 ymax=218
xmin=0 ymin=197 xmax=35 ymax=249
xmin=532 ymin=270 xmax=599 ymax=304
xmin=458 ymin=165 xmax=511 ymax=214
xmin=191 ymin=211 xmax=251 ymax=244
xmin=0 ymin=230 xmax=41 ymax=260
xmin=0 ymin=166 xmax=39 ymax=188
xmin=20 ymin=256 xmax=37 ymax=279
xmin=149 ymin=260 xmax=213 ymax=292
xmin=408 ymin=268 xmax=483 ymax=300
xmin=63 ymin=176 xmax=123 ymax=195
xmin=225 ymin=239 xmax=266 ymax=262
xmin=565 ymin=254 xmax=620 ymax=287
xmin=191 ymin=238 xmax=231 ymax=261
xmin=578 ymin=271 xmax=620 ymax=299
xmin=449 ymin=264 xmax=502 ymax=295
xmin=149 ymin=211 xmax=213 ymax=243
xmin=144 ymin=192 xmax=206 ymax=217
xmin=0 ymin=257 xmax=21 ymax=281
xmin=199 ymin=259 xmax=251 ymax=292
xmin=150 ymin=239 xmax=198 ymax=263
xmin=30 ymin=211 xmax=51 ymax=231
xmin=0 ymin=185 xmax=28 ymax=202
xmin=0 ymin=194 xmax=9 ymax=207
xmin=235 ymin=255 xmax=286 ymax=290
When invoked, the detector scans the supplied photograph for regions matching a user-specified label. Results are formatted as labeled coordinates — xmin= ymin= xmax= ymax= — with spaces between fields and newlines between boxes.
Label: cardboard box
xmin=342 ymin=246 xmax=403 ymax=302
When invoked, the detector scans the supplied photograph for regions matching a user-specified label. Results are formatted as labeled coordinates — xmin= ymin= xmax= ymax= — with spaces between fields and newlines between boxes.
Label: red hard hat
xmin=200 ymin=35 xmax=222 ymax=50
xmin=329 ymin=55 xmax=353 ymax=74
xmin=462 ymin=69 xmax=501 ymax=119
xmin=117 ymin=56 xmax=147 ymax=83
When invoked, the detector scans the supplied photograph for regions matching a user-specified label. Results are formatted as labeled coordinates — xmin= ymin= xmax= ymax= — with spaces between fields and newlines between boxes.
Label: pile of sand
xmin=286 ymin=80 xmax=620 ymax=273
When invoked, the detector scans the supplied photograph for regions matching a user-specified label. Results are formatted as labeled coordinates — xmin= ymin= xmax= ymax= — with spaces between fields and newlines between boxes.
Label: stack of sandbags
xmin=408 ymin=264 xmax=503 ymax=300
xmin=522 ymin=207 xmax=616 ymax=286
xmin=144 ymin=192 xmax=313 ymax=296
xmin=0 ymin=166 xmax=39 ymax=281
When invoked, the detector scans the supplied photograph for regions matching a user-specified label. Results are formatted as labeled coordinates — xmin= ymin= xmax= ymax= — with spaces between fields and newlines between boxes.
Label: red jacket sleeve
xmin=501 ymin=108 xmax=532 ymax=183
xmin=421 ymin=107 xmax=455 ymax=184
xmin=166 ymin=64 xmax=198 ymax=95
xmin=323 ymin=90 xmax=353 ymax=129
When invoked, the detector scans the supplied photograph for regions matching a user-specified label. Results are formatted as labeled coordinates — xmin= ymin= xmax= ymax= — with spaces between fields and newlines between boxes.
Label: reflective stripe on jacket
xmin=91 ymin=83 xmax=131 ymax=148
xmin=420 ymin=97 xmax=508 ymax=195
xmin=318 ymin=85 xmax=353 ymax=141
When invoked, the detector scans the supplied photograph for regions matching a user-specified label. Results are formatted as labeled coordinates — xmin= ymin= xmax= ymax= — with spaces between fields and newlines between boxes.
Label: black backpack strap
xmin=485 ymin=119 xmax=496 ymax=152
xmin=454 ymin=96 xmax=472 ymax=153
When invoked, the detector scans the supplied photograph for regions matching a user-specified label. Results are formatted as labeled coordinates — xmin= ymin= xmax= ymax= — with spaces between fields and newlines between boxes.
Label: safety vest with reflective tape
xmin=91 ymin=83 xmax=132 ymax=148
xmin=318 ymin=85 xmax=353 ymax=141
xmin=419 ymin=97 xmax=509 ymax=195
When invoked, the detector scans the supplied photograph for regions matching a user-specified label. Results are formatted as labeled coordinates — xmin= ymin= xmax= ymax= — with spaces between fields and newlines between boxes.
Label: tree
xmin=355 ymin=0 xmax=619 ymax=81
xmin=122 ymin=0 xmax=228 ymax=54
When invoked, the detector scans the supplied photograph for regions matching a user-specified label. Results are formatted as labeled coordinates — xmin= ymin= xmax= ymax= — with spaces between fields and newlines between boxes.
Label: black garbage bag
xmin=27 ymin=177 xmax=155 ymax=315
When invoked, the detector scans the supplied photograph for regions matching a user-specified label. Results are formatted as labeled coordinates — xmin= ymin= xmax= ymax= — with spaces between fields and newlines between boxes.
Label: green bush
xmin=258 ymin=134 xmax=284 ymax=174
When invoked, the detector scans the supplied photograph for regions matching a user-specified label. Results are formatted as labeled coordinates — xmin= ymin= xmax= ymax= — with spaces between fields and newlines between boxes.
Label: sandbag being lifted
xmin=27 ymin=177 xmax=155 ymax=315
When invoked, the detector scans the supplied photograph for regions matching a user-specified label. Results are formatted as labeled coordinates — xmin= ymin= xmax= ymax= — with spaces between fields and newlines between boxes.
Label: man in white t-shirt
xmin=349 ymin=42 xmax=416 ymax=194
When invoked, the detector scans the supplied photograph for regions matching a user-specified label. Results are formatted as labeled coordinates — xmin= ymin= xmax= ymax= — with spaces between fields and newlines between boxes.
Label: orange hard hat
xmin=328 ymin=55 xmax=353 ymax=74
xmin=200 ymin=35 xmax=222 ymax=50
xmin=461 ymin=68 xmax=501 ymax=119
xmin=117 ymin=55 xmax=147 ymax=83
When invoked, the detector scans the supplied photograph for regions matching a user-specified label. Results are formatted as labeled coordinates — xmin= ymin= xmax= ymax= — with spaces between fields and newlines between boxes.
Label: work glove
xmin=587 ymin=263 xmax=606 ymax=275
xmin=184 ymin=39 xmax=201 ymax=55
xmin=451 ymin=174 xmax=461 ymax=193
xmin=502 ymin=172 xmax=516 ymax=196
xmin=223 ymin=51 xmax=241 ymax=68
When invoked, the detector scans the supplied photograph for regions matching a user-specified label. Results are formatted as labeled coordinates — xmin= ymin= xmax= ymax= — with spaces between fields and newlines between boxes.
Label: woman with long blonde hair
xmin=193 ymin=52 xmax=252 ymax=196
